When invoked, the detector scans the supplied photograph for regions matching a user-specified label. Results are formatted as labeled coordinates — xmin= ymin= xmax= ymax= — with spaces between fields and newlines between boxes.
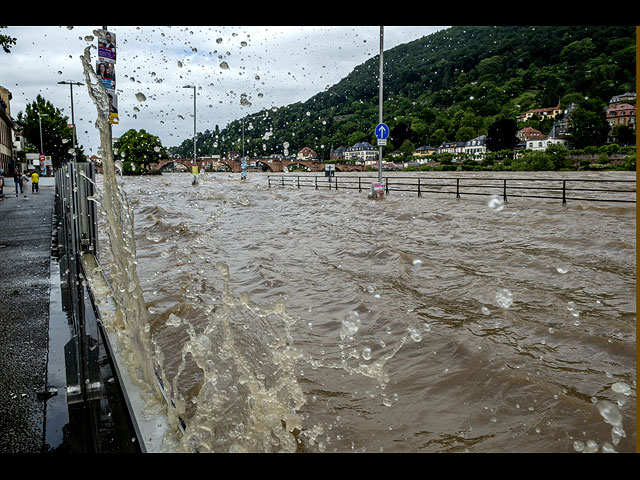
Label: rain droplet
xmin=408 ymin=327 xmax=422 ymax=342
xmin=340 ymin=311 xmax=361 ymax=340
xmin=219 ymin=61 xmax=229 ymax=70
xmin=495 ymin=288 xmax=513 ymax=308
xmin=487 ymin=195 xmax=504 ymax=212
xmin=362 ymin=347 xmax=372 ymax=360
xmin=135 ymin=92 xmax=146 ymax=102
xmin=611 ymin=382 xmax=631 ymax=396
xmin=597 ymin=400 xmax=622 ymax=427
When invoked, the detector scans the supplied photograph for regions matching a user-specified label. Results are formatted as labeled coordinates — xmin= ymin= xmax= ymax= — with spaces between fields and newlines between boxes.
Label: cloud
xmin=1 ymin=26 xmax=446 ymax=155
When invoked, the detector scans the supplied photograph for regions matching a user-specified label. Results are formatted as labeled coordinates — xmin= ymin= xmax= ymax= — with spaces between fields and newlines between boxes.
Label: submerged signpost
xmin=369 ymin=26 xmax=386 ymax=200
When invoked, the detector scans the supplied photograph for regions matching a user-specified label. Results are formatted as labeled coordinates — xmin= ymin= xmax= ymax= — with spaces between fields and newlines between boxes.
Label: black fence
xmin=267 ymin=174 xmax=636 ymax=205
xmin=53 ymin=162 xmax=142 ymax=452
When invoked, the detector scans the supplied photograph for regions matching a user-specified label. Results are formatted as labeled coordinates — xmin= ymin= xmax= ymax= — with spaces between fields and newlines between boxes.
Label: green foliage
xmin=113 ymin=129 xmax=169 ymax=174
xmin=566 ymin=99 xmax=611 ymax=149
xmin=167 ymin=26 xmax=635 ymax=161
xmin=16 ymin=95 xmax=86 ymax=167
xmin=0 ymin=26 xmax=17 ymax=53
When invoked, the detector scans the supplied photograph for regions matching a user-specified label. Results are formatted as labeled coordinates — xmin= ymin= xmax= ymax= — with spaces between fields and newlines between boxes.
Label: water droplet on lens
xmin=488 ymin=195 xmax=504 ymax=212
xmin=408 ymin=328 xmax=422 ymax=342
xmin=362 ymin=347 xmax=372 ymax=360
xmin=495 ymin=288 xmax=513 ymax=308
xmin=611 ymin=382 xmax=631 ymax=395
xmin=340 ymin=311 xmax=361 ymax=340
xmin=597 ymin=400 xmax=622 ymax=427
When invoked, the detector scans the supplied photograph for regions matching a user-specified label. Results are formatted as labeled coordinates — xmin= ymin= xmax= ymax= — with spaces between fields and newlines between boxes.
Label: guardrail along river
xmin=95 ymin=171 xmax=635 ymax=453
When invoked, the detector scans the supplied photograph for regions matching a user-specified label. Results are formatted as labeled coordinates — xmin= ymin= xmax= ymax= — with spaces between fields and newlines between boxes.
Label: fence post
xmin=297 ymin=176 xmax=300 ymax=188
xmin=315 ymin=176 xmax=318 ymax=190
xmin=503 ymin=179 xmax=508 ymax=203
xmin=418 ymin=177 xmax=421 ymax=197
xmin=281 ymin=175 xmax=284 ymax=187
xmin=456 ymin=178 xmax=460 ymax=198
xmin=386 ymin=177 xmax=389 ymax=194
xmin=562 ymin=180 xmax=567 ymax=205
xmin=268 ymin=176 xmax=271 ymax=188
xmin=359 ymin=176 xmax=362 ymax=192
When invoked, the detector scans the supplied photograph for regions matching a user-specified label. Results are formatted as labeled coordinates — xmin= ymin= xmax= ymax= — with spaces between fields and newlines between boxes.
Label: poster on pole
xmin=98 ymin=30 xmax=119 ymax=124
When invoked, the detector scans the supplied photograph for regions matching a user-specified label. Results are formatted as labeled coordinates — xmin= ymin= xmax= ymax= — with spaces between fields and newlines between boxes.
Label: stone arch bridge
xmin=152 ymin=158 xmax=364 ymax=173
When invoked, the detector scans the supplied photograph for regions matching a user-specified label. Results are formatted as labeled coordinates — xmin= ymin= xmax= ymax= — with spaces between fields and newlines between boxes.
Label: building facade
xmin=344 ymin=141 xmax=377 ymax=163
xmin=606 ymin=103 xmax=636 ymax=130
xmin=464 ymin=135 xmax=487 ymax=160
xmin=297 ymin=146 xmax=318 ymax=161
xmin=517 ymin=104 xmax=562 ymax=122
xmin=0 ymin=85 xmax=14 ymax=175
xmin=526 ymin=125 xmax=568 ymax=151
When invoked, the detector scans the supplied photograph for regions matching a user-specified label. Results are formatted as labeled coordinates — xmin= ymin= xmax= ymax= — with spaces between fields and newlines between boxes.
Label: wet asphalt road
xmin=0 ymin=177 xmax=54 ymax=453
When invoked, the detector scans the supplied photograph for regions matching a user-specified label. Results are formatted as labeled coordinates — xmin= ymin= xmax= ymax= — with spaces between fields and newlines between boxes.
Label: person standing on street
xmin=14 ymin=169 xmax=22 ymax=196
xmin=31 ymin=171 xmax=39 ymax=194
xmin=21 ymin=171 xmax=29 ymax=199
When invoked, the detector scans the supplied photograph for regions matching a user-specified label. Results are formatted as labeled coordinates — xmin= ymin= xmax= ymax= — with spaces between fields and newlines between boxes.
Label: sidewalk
xmin=0 ymin=176 xmax=55 ymax=452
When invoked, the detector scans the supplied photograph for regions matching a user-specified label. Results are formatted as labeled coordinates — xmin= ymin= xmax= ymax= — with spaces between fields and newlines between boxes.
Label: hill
xmin=169 ymin=25 xmax=636 ymax=160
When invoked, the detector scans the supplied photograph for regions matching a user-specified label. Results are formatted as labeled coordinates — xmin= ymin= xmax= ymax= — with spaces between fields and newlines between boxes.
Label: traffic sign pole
xmin=378 ymin=26 xmax=384 ymax=184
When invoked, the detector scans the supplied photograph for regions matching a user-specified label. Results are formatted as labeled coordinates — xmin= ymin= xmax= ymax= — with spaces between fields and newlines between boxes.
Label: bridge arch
xmin=150 ymin=158 xmax=364 ymax=174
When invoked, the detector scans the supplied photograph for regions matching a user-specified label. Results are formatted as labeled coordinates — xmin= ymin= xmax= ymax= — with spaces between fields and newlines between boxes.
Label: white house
xmin=526 ymin=125 xmax=568 ymax=151
xmin=464 ymin=135 xmax=487 ymax=160
xmin=344 ymin=141 xmax=377 ymax=163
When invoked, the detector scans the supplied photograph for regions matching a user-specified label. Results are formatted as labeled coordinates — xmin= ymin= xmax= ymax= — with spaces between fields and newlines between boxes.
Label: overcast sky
xmin=1 ymin=26 xmax=448 ymax=156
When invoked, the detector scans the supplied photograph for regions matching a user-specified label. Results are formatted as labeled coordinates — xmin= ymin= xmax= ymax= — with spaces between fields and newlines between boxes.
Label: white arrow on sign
xmin=375 ymin=123 xmax=389 ymax=139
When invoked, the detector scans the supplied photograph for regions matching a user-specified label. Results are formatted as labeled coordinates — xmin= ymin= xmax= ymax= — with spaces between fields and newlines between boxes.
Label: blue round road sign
xmin=375 ymin=123 xmax=389 ymax=140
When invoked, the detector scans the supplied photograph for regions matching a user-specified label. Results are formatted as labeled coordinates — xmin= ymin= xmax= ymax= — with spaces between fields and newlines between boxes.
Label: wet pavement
xmin=0 ymin=176 xmax=55 ymax=453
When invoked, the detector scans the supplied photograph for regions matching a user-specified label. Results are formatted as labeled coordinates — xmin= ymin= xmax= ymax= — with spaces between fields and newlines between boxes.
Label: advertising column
xmin=97 ymin=30 xmax=118 ymax=125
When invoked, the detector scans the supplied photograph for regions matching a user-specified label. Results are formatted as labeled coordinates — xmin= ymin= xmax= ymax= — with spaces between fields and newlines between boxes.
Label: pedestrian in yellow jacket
xmin=31 ymin=171 xmax=39 ymax=194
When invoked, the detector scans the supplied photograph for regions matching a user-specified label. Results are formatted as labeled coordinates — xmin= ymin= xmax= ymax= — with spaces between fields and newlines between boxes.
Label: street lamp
xmin=36 ymin=111 xmax=47 ymax=154
xmin=37 ymin=111 xmax=47 ymax=174
xmin=58 ymin=80 xmax=84 ymax=160
xmin=183 ymin=85 xmax=196 ymax=164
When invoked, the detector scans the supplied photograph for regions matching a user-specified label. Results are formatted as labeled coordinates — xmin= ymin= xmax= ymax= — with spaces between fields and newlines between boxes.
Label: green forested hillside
xmin=169 ymin=25 xmax=635 ymax=159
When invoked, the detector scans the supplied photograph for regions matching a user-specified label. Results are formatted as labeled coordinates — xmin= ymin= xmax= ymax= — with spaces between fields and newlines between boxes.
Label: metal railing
xmin=267 ymin=174 xmax=636 ymax=205
xmin=54 ymin=162 xmax=141 ymax=452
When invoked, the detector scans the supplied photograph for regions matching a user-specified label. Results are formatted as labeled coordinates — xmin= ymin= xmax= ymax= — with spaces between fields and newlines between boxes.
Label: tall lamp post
xmin=37 ymin=111 xmax=47 ymax=174
xmin=58 ymin=80 xmax=84 ymax=160
xmin=183 ymin=85 xmax=197 ymax=165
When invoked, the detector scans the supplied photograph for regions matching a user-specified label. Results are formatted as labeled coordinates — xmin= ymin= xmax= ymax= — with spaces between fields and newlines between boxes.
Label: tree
xmin=545 ymin=143 xmax=571 ymax=170
xmin=16 ymin=95 xmax=84 ymax=168
xmin=611 ymin=125 xmax=635 ymax=146
xmin=567 ymin=99 xmax=610 ymax=149
xmin=399 ymin=139 xmax=416 ymax=157
xmin=113 ymin=129 xmax=169 ymax=174
xmin=0 ymin=26 xmax=16 ymax=53
xmin=430 ymin=129 xmax=447 ymax=147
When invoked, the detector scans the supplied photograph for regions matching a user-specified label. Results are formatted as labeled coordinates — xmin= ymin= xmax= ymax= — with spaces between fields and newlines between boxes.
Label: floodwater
xmin=95 ymin=170 xmax=635 ymax=453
